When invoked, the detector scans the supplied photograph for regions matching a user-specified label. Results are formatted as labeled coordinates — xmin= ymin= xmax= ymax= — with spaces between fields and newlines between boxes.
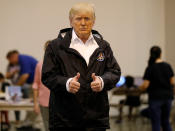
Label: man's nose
xmin=80 ymin=19 xmax=86 ymax=25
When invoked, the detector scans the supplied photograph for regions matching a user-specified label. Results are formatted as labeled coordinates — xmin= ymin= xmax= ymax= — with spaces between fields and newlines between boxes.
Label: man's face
xmin=70 ymin=11 xmax=95 ymax=40
xmin=8 ymin=53 xmax=19 ymax=65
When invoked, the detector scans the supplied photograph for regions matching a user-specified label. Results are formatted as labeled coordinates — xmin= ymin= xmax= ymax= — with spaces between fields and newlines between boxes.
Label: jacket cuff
xmin=66 ymin=78 xmax=73 ymax=92
xmin=97 ymin=76 xmax=104 ymax=90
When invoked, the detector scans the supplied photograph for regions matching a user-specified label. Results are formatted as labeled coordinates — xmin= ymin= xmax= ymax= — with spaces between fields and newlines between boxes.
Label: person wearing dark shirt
xmin=140 ymin=46 xmax=175 ymax=131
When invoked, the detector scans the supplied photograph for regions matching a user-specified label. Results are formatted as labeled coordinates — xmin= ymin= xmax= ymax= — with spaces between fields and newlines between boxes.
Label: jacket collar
xmin=58 ymin=28 xmax=107 ymax=50
xmin=72 ymin=29 xmax=94 ymax=43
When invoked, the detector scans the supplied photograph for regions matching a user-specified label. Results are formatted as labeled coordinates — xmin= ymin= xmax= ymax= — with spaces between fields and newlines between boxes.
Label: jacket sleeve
xmin=41 ymin=43 xmax=69 ymax=93
xmin=100 ymin=44 xmax=121 ymax=91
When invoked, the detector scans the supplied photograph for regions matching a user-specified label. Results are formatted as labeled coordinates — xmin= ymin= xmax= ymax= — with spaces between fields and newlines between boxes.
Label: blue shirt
xmin=18 ymin=54 xmax=38 ymax=84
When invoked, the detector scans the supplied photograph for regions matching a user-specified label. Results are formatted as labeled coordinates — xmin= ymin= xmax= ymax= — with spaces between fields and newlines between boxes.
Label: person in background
xmin=42 ymin=2 xmax=121 ymax=131
xmin=6 ymin=50 xmax=21 ymax=124
xmin=6 ymin=50 xmax=39 ymax=130
xmin=140 ymin=46 xmax=175 ymax=131
xmin=116 ymin=76 xmax=141 ymax=123
xmin=0 ymin=73 xmax=10 ymax=129
xmin=33 ymin=40 xmax=51 ymax=131
xmin=6 ymin=50 xmax=38 ymax=98
xmin=6 ymin=50 xmax=20 ymax=84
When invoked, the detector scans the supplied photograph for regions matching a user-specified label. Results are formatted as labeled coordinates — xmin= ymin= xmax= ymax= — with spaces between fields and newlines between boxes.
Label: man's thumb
xmin=74 ymin=72 xmax=80 ymax=81
xmin=92 ymin=73 xmax=96 ymax=81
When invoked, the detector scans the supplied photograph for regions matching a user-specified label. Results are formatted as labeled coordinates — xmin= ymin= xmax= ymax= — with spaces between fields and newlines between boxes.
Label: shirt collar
xmin=72 ymin=29 xmax=94 ymax=43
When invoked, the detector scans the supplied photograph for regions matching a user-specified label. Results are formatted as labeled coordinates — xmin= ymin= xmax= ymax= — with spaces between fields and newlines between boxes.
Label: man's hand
xmin=91 ymin=73 xmax=102 ymax=92
xmin=6 ymin=69 xmax=19 ymax=79
xmin=69 ymin=73 xmax=80 ymax=94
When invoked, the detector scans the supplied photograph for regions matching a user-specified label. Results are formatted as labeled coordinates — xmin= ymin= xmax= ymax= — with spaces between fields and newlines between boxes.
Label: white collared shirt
xmin=70 ymin=30 xmax=99 ymax=65
xmin=66 ymin=30 xmax=104 ymax=92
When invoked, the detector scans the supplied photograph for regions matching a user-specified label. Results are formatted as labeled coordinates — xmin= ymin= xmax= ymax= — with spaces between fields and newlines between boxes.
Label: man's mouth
xmin=80 ymin=28 xmax=87 ymax=31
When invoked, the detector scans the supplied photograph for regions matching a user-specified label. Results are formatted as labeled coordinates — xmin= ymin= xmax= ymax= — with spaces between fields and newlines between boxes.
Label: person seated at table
xmin=116 ymin=75 xmax=141 ymax=123
xmin=0 ymin=73 xmax=10 ymax=128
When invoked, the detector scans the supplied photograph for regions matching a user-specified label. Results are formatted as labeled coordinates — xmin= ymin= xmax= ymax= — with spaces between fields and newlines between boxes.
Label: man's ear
xmin=92 ymin=17 xmax=95 ymax=27
xmin=92 ymin=20 xmax=95 ymax=27
xmin=69 ymin=18 xmax=73 ymax=27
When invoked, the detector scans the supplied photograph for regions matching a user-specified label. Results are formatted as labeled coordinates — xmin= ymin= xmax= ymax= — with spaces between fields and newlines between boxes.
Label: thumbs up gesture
xmin=69 ymin=73 xmax=80 ymax=94
xmin=91 ymin=73 xmax=102 ymax=92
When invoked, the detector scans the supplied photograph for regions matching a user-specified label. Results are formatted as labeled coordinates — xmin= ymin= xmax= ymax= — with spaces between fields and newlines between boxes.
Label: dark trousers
xmin=149 ymin=99 xmax=172 ymax=131
xmin=50 ymin=128 xmax=106 ymax=131
xmin=15 ymin=111 xmax=20 ymax=121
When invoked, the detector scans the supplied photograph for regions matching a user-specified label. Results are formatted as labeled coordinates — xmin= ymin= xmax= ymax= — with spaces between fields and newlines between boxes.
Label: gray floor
xmin=5 ymin=116 xmax=175 ymax=131
xmin=108 ymin=116 xmax=175 ymax=131
xmin=108 ymin=117 xmax=151 ymax=131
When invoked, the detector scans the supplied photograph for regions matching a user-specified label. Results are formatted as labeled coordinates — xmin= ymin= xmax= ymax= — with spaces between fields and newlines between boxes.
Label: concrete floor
xmin=108 ymin=116 xmax=175 ymax=131
xmin=5 ymin=116 xmax=175 ymax=131
xmin=107 ymin=117 xmax=151 ymax=131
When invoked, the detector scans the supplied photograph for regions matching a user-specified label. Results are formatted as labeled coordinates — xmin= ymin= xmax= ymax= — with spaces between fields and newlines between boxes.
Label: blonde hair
xmin=69 ymin=2 xmax=95 ymax=20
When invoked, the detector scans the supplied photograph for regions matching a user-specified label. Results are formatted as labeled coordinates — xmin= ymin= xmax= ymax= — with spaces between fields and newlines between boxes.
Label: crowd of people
xmin=0 ymin=2 xmax=175 ymax=131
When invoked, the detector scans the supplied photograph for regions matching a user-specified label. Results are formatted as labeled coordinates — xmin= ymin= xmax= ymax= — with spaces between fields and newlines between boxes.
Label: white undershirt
xmin=66 ymin=30 xmax=104 ymax=92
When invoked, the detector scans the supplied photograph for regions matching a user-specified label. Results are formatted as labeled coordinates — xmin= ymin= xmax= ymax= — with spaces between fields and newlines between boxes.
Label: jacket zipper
xmin=66 ymin=48 xmax=88 ymax=68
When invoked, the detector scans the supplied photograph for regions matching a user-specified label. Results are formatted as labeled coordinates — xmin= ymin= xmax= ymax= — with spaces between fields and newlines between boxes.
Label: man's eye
xmin=76 ymin=17 xmax=81 ymax=21
xmin=85 ymin=17 xmax=90 ymax=21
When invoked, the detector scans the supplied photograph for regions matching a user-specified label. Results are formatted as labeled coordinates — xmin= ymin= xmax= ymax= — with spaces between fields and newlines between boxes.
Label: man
xmin=42 ymin=2 xmax=121 ymax=131
xmin=6 ymin=50 xmax=37 ymax=91
xmin=6 ymin=50 xmax=40 ymax=130
xmin=6 ymin=50 xmax=21 ymax=124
